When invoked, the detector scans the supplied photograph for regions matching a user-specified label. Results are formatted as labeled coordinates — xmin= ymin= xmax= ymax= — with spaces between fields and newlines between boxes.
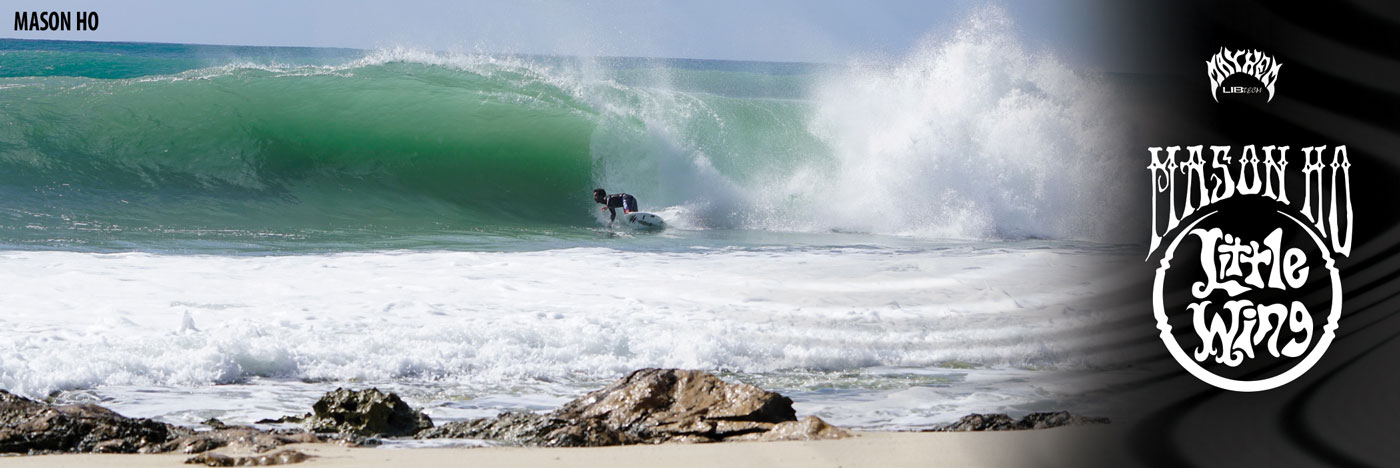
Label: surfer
xmin=593 ymin=188 xmax=638 ymax=223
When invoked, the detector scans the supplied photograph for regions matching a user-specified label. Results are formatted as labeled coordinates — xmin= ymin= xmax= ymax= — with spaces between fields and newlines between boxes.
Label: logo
xmin=1147 ymin=145 xmax=1353 ymax=391
xmin=14 ymin=11 xmax=99 ymax=31
xmin=1206 ymin=47 xmax=1281 ymax=102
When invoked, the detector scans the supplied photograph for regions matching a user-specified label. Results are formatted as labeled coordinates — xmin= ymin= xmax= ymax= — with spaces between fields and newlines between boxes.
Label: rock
xmin=0 ymin=389 xmax=48 ymax=429
xmin=753 ymin=416 xmax=853 ymax=442
xmin=321 ymin=433 xmax=381 ymax=447
xmin=160 ymin=427 xmax=319 ymax=454
xmin=185 ymin=449 xmax=312 ymax=466
xmin=255 ymin=414 xmax=310 ymax=425
xmin=553 ymin=368 xmax=797 ymax=443
xmin=419 ymin=368 xmax=849 ymax=447
xmin=528 ymin=415 xmax=635 ymax=447
xmin=419 ymin=411 xmax=638 ymax=447
xmin=936 ymin=413 xmax=1022 ymax=431
xmin=929 ymin=411 xmax=1109 ymax=432
xmin=0 ymin=389 xmax=191 ymax=454
xmin=0 ymin=389 xmax=324 ymax=455
xmin=416 ymin=411 xmax=586 ymax=445
xmin=1019 ymin=411 xmax=1110 ymax=429
xmin=305 ymin=388 xmax=432 ymax=437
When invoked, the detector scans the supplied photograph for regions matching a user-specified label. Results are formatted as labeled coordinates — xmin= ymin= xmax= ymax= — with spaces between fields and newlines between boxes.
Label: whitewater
xmin=0 ymin=10 xmax=1145 ymax=430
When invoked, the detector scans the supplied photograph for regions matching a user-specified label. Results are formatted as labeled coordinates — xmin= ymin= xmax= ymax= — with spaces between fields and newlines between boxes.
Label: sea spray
xmin=803 ymin=7 xmax=1135 ymax=241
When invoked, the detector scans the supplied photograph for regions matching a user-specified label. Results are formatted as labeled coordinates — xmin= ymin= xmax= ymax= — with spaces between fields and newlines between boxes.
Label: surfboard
xmin=619 ymin=212 xmax=665 ymax=230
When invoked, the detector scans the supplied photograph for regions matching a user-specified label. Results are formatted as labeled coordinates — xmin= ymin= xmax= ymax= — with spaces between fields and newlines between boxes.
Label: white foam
xmin=0 ymin=246 xmax=1135 ymax=428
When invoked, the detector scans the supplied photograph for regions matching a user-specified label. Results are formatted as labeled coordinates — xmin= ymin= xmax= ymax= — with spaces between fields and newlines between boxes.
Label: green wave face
xmin=0 ymin=43 xmax=828 ymax=251
xmin=2 ymin=65 xmax=597 ymax=241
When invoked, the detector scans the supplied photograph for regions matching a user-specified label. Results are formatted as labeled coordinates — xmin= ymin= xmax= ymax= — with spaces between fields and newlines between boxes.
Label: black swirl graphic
xmin=1104 ymin=1 xmax=1400 ymax=466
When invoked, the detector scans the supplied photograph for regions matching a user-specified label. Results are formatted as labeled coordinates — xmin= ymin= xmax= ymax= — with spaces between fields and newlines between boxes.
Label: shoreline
xmin=1 ymin=369 xmax=1117 ymax=466
xmin=0 ymin=427 xmax=1126 ymax=468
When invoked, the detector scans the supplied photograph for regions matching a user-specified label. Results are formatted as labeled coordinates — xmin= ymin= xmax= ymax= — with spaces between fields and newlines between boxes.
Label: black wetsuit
xmin=602 ymin=193 xmax=638 ymax=221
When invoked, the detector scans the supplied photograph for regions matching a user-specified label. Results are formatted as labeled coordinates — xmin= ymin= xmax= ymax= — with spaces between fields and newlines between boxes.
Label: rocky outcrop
xmin=1 ymin=369 xmax=859 ymax=456
xmin=928 ymin=411 xmax=1109 ymax=432
xmin=4 ymin=371 xmax=1110 ymax=460
xmin=0 ymin=389 xmax=318 ymax=457
xmin=0 ymin=389 xmax=190 ymax=454
xmin=419 ymin=368 xmax=849 ymax=446
xmin=306 ymin=388 xmax=433 ymax=437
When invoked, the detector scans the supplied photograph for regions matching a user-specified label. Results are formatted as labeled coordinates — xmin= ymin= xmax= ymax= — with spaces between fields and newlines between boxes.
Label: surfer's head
xmin=593 ymin=188 xmax=606 ymax=203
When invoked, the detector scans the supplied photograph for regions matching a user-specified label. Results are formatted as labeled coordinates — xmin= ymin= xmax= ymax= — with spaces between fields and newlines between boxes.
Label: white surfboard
xmin=618 ymin=212 xmax=665 ymax=230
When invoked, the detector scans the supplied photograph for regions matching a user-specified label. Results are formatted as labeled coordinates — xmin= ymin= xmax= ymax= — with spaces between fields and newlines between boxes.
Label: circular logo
xmin=1151 ymin=209 xmax=1341 ymax=392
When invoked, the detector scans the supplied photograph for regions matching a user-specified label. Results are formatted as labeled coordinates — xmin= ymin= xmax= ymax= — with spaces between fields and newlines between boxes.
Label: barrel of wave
xmin=0 ymin=60 xmax=605 ymax=234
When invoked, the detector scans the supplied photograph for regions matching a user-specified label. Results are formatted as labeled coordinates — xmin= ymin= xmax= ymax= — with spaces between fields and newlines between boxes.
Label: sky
xmin=4 ymin=0 xmax=1129 ymax=69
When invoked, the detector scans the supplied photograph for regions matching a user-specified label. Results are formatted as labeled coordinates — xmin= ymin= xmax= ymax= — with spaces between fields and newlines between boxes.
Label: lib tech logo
xmin=1206 ymin=47 xmax=1281 ymax=103
xmin=1147 ymin=142 xmax=1354 ymax=390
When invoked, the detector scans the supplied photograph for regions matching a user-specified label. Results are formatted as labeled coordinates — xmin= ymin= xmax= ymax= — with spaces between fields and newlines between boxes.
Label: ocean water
xmin=0 ymin=10 xmax=1145 ymax=431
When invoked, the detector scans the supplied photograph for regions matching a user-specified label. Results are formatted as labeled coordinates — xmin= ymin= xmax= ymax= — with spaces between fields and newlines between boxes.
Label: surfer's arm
xmin=608 ymin=206 xmax=617 ymax=221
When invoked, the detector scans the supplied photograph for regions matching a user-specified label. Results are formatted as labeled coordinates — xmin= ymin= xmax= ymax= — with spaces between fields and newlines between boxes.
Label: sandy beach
xmin=0 ymin=427 xmax=1125 ymax=468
